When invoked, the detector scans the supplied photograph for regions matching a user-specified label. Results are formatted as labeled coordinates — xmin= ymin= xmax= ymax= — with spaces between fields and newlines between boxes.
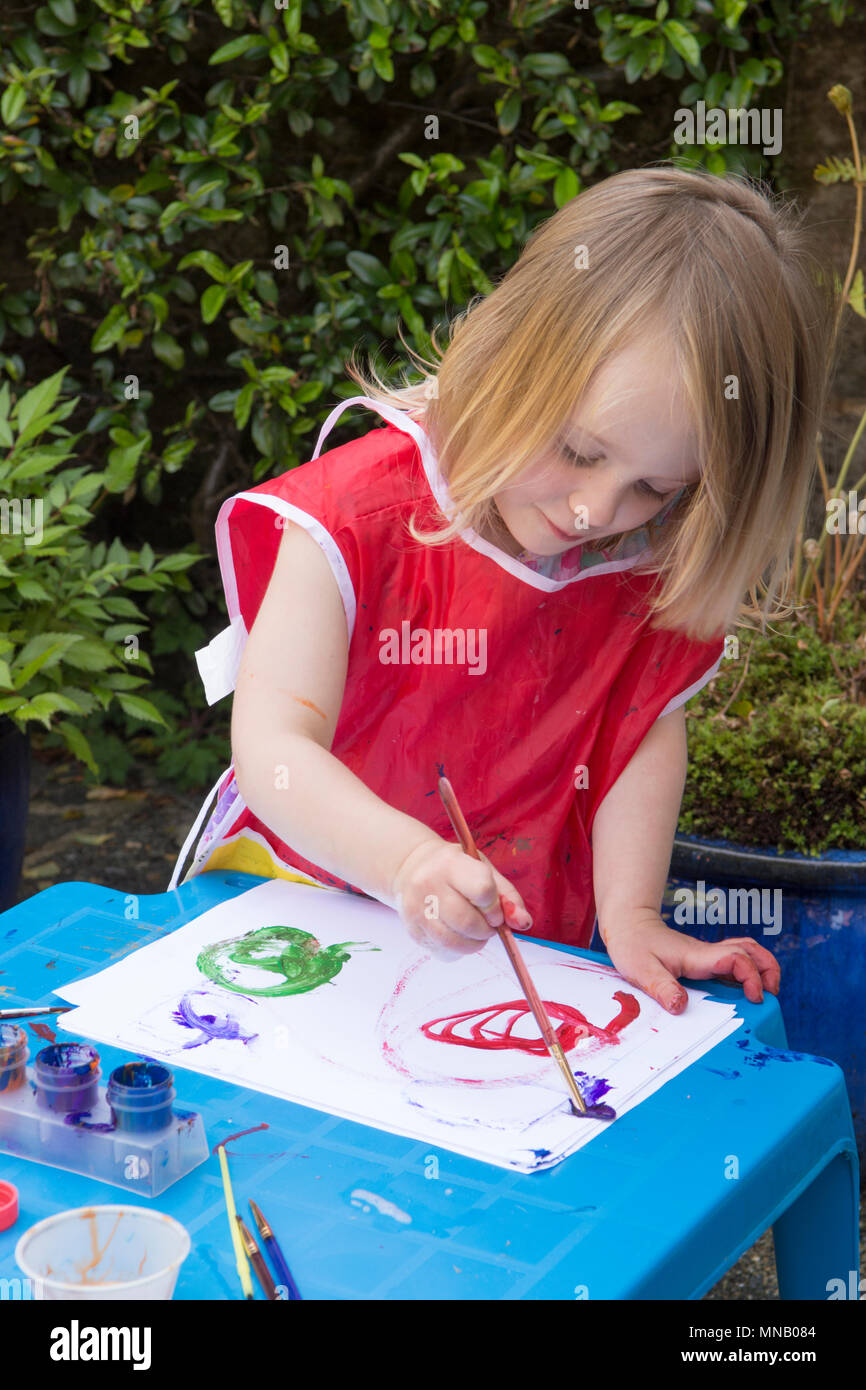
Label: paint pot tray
xmin=0 ymin=1072 xmax=209 ymax=1197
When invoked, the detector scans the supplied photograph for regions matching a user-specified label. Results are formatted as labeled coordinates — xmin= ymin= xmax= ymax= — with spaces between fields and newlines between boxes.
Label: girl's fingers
xmin=405 ymin=913 xmax=485 ymax=958
xmin=607 ymin=942 xmax=687 ymax=1014
xmin=430 ymin=887 xmax=495 ymax=945
xmin=706 ymin=949 xmax=764 ymax=1003
xmin=487 ymin=863 xmax=533 ymax=930
xmin=714 ymin=937 xmax=780 ymax=994
xmin=449 ymin=856 xmax=506 ymax=929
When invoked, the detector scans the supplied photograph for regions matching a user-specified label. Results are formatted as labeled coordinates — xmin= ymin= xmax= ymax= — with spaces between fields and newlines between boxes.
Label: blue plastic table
xmin=0 ymin=872 xmax=859 ymax=1300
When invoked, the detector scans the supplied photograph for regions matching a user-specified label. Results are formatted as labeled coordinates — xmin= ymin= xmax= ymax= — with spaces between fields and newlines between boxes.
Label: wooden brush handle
xmin=438 ymin=776 xmax=557 ymax=1051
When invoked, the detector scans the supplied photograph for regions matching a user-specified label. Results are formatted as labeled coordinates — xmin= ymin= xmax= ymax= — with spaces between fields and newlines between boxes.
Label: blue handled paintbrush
xmin=249 ymin=1199 xmax=302 ymax=1301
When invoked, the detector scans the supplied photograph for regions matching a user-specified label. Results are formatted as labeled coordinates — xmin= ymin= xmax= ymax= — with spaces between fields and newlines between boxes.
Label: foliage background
xmin=0 ymin=0 xmax=863 ymax=850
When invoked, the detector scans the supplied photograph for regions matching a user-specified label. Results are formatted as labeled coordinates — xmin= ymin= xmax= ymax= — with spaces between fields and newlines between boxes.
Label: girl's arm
xmin=591 ymin=705 xmax=780 ymax=1011
xmin=230 ymin=521 xmax=531 ymax=953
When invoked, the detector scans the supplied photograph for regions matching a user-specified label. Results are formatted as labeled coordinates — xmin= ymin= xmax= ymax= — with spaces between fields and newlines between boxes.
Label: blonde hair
xmin=346 ymin=163 xmax=838 ymax=641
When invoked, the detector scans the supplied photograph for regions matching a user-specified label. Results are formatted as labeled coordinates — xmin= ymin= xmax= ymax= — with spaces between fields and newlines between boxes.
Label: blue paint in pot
xmin=106 ymin=1061 xmax=175 ymax=1133
xmin=34 ymin=1043 xmax=100 ymax=1113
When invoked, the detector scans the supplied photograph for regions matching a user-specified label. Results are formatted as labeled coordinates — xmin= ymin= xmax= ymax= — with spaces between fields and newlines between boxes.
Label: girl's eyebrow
xmin=568 ymin=425 xmax=609 ymax=451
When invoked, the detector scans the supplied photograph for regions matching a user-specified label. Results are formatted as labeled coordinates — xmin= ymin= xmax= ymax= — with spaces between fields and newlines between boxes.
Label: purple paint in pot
xmin=0 ymin=1024 xmax=28 ymax=1093
xmin=106 ymin=1061 xmax=175 ymax=1133
xmin=34 ymin=1043 xmax=101 ymax=1114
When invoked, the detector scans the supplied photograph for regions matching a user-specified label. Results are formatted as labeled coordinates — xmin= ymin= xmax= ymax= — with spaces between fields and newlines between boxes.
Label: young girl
xmin=172 ymin=165 xmax=834 ymax=1016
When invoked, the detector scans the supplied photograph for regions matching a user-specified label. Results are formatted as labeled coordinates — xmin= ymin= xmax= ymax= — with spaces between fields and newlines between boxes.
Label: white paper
xmin=57 ymin=880 xmax=741 ymax=1172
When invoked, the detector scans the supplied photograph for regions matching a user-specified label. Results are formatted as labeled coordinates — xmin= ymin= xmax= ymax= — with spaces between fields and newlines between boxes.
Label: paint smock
xmin=171 ymin=398 xmax=724 ymax=947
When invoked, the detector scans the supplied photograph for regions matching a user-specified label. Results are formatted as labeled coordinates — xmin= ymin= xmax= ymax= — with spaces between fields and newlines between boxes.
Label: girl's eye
xmin=560 ymin=444 xmax=597 ymax=467
xmin=560 ymin=442 xmax=676 ymax=500
xmin=636 ymin=479 xmax=672 ymax=499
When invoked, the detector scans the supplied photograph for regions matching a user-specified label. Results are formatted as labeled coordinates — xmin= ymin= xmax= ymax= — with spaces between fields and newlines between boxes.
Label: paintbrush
xmin=0 ymin=1005 xmax=73 ymax=1020
xmin=437 ymin=775 xmax=603 ymax=1119
xmin=236 ymin=1215 xmax=280 ymax=1301
xmin=249 ymin=1199 xmax=302 ymax=1300
xmin=217 ymin=1144 xmax=254 ymax=1300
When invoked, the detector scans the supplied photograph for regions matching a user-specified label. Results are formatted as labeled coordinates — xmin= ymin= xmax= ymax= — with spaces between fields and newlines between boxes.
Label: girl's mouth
xmin=539 ymin=510 xmax=581 ymax=544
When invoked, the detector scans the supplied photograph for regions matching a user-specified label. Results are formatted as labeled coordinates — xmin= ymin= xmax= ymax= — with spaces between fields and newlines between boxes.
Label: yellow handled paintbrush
xmin=218 ymin=1143 xmax=254 ymax=1299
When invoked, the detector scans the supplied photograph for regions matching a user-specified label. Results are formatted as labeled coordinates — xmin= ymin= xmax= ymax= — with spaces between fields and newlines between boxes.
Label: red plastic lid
xmin=0 ymin=1181 xmax=18 ymax=1231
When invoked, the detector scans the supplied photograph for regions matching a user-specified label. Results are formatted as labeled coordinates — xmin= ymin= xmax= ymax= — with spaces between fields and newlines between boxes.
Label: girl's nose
xmin=568 ymin=486 xmax=618 ymax=531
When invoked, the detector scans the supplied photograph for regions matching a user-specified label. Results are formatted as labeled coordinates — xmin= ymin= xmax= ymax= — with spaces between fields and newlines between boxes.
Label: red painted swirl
xmin=420 ymin=990 xmax=639 ymax=1053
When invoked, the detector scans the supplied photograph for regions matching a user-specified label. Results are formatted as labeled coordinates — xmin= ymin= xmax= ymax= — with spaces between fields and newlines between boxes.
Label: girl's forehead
xmin=558 ymin=345 xmax=701 ymax=479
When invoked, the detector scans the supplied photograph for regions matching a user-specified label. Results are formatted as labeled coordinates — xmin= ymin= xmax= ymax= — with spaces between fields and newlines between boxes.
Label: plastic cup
xmin=15 ymin=1204 xmax=191 ymax=1301
xmin=106 ymin=1061 xmax=175 ymax=1133
xmin=0 ymin=1024 xmax=28 ymax=1094
xmin=35 ymin=1043 xmax=101 ymax=1114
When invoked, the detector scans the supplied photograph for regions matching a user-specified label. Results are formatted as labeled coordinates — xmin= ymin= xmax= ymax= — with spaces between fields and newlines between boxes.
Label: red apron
xmin=171 ymin=397 xmax=724 ymax=947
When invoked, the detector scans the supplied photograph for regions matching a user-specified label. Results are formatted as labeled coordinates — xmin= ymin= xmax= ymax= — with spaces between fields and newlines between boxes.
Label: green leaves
xmin=105 ymin=428 xmax=151 ymax=492
xmin=91 ymin=305 xmax=129 ymax=353
xmin=12 ymin=369 xmax=67 ymax=434
xmin=177 ymin=250 xmax=229 ymax=282
xmin=1 ymin=83 xmax=27 ymax=127
xmin=151 ymin=331 xmax=184 ymax=371
xmin=201 ymin=284 xmax=228 ymax=323
xmin=0 ymin=366 xmax=199 ymax=771
xmin=209 ymin=35 xmax=268 ymax=65
xmin=661 ymin=20 xmax=701 ymax=67
xmin=114 ymin=691 xmax=167 ymax=725
xmin=0 ymin=0 xmax=845 ymax=792
xmin=346 ymin=251 xmax=391 ymax=287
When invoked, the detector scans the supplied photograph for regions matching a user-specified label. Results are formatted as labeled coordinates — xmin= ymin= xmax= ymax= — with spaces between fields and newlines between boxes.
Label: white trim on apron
xmin=193 ymin=396 xmax=422 ymax=706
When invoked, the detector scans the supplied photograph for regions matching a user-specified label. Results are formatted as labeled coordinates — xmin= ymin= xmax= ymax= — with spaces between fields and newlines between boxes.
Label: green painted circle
xmin=196 ymin=925 xmax=361 ymax=997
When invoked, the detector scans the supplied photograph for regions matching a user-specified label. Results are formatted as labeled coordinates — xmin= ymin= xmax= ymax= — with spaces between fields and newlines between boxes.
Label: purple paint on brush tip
xmin=172 ymin=991 xmax=258 ymax=1049
xmin=568 ymin=1071 xmax=615 ymax=1120
xmin=571 ymin=1101 xmax=617 ymax=1120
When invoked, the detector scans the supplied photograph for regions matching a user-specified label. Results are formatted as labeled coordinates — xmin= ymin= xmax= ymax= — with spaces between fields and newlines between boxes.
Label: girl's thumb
xmin=642 ymin=967 xmax=687 ymax=1015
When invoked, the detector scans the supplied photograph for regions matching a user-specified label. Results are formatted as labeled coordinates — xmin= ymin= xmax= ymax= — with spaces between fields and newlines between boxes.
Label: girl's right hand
xmin=391 ymin=838 xmax=533 ymax=958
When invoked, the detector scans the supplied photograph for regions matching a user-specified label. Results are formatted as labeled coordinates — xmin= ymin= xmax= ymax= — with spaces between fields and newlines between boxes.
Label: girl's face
xmin=492 ymin=338 xmax=702 ymax=557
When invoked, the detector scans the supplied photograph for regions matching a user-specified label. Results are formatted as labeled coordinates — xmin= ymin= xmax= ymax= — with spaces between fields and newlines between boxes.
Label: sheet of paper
xmin=57 ymin=879 xmax=741 ymax=1172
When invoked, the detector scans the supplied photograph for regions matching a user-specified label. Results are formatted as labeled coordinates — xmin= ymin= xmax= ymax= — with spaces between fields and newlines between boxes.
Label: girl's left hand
xmin=600 ymin=910 xmax=781 ymax=1014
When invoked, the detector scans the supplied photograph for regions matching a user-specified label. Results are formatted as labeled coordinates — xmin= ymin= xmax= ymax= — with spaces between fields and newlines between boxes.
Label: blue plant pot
xmin=666 ymin=833 xmax=866 ymax=1163
xmin=0 ymin=717 xmax=30 ymax=912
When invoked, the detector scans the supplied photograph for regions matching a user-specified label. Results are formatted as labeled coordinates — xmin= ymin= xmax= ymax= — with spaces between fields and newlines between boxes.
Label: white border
xmin=656 ymin=650 xmax=724 ymax=718
xmin=227 ymin=493 xmax=357 ymax=643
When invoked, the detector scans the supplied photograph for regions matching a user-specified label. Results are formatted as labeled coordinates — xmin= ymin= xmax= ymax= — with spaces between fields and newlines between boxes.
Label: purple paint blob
xmin=172 ymin=991 xmax=259 ymax=1049
xmin=64 ymin=1112 xmax=116 ymax=1133
xmin=573 ymin=1072 xmax=612 ymax=1107
xmin=571 ymin=1071 xmax=616 ymax=1120
xmin=574 ymin=1102 xmax=617 ymax=1120
xmin=35 ymin=1042 xmax=100 ymax=1114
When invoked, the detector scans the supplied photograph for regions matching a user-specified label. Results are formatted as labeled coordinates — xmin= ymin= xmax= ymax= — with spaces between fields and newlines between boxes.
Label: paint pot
xmin=0 ymin=1023 xmax=28 ymax=1094
xmin=106 ymin=1062 xmax=174 ymax=1133
xmin=0 ymin=1180 xmax=18 ymax=1232
xmin=34 ymin=1043 xmax=100 ymax=1114
xmin=14 ymin=1204 xmax=190 ymax=1301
